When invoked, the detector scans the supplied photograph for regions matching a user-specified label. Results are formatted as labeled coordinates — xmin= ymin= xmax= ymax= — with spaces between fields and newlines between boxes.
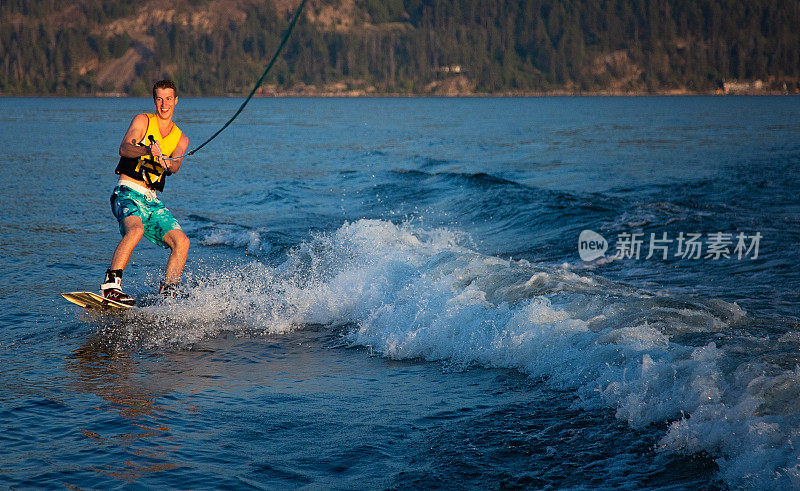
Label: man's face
xmin=153 ymin=87 xmax=177 ymax=120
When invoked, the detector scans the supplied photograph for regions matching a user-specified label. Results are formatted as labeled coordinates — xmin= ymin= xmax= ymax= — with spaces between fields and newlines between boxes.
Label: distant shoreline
xmin=1 ymin=91 xmax=797 ymax=98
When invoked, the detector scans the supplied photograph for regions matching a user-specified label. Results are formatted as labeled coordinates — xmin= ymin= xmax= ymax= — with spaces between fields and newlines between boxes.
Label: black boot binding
xmin=101 ymin=269 xmax=136 ymax=306
xmin=159 ymin=280 xmax=180 ymax=298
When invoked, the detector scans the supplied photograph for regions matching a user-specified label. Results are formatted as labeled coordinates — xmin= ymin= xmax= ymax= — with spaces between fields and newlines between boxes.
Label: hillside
xmin=2 ymin=0 xmax=799 ymax=96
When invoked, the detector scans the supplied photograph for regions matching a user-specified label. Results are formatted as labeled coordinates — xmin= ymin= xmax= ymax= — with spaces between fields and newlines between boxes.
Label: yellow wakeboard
xmin=61 ymin=291 xmax=133 ymax=311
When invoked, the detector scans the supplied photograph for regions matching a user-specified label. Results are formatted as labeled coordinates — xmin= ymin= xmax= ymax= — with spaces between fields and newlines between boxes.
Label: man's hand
xmin=149 ymin=140 xmax=163 ymax=160
xmin=149 ymin=141 xmax=168 ymax=171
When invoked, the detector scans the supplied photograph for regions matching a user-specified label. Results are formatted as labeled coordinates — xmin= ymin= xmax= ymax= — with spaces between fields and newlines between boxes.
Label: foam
xmin=124 ymin=219 xmax=797 ymax=486
xmin=199 ymin=225 xmax=268 ymax=254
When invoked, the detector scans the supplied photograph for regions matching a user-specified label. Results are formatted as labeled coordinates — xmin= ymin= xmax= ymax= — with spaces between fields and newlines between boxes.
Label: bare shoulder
xmin=172 ymin=133 xmax=189 ymax=156
xmin=176 ymin=133 xmax=189 ymax=151
xmin=128 ymin=113 xmax=150 ymax=130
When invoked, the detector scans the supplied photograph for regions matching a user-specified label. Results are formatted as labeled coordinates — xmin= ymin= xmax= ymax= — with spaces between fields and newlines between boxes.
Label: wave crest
xmin=128 ymin=219 xmax=793 ymax=486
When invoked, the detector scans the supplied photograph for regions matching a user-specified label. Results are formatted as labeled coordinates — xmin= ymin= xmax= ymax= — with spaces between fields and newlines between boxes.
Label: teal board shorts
xmin=110 ymin=185 xmax=181 ymax=249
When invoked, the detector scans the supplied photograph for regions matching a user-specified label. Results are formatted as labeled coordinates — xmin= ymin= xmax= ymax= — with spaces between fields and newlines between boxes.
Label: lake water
xmin=0 ymin=96 xmax=798 ymax=488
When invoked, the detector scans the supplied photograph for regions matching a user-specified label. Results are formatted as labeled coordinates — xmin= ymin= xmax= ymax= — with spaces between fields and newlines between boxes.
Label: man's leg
xmin=111 ymin=215 xmax=145 ymax=270
xmin=162 ymin=229 xmax=190 ymax=285
xmin=103 ymin=215 xmax=144 ymax=305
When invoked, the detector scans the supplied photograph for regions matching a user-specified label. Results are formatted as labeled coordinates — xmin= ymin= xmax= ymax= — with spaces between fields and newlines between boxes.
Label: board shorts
xmin=110 ymin=185 xmax=181 ymax=249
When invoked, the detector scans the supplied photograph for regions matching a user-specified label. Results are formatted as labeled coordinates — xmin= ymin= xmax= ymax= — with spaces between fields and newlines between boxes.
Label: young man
xmin=102 ymin=79 xmax=190 ymax=305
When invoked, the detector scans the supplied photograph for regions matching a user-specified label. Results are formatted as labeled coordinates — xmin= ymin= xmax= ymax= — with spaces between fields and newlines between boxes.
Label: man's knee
xmin=178 ymin=233 xmax=190 ymax=252
xmin=166 ymin=230 xmax=190 ymax=252
xmin=126 ymin=226 xmax=144 ymax=240
xmin=122 ymin=219 xmax=144 ymax=241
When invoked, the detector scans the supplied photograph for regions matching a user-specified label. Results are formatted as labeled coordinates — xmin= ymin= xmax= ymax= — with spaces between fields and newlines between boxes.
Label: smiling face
xmin=153 ymin=87 xmax=177 ymax=120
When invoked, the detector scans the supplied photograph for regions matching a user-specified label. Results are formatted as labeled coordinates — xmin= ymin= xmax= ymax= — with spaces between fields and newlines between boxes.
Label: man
xmin=101 ymin=79 xmax=190 ymax=305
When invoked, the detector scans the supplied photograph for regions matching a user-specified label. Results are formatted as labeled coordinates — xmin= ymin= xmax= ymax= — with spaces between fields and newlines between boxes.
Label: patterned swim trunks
xmin=110 ymin=185 xmax=181 ymax=249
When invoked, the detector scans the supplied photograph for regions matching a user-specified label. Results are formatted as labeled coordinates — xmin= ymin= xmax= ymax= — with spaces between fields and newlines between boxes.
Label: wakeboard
xmin=61 ymin=291 xmax=134 ymax=311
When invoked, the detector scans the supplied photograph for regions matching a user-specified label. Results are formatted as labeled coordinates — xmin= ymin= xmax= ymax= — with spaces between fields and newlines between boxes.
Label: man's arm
xmin=119 ymin=114 xmax=158 ymax=160
xmin=166 ymin=134 xmax=189 ymax=174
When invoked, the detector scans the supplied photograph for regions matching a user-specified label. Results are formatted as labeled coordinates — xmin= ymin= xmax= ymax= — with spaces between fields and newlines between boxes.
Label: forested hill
xmin=2 ymin=0 xmax=799 ymax=96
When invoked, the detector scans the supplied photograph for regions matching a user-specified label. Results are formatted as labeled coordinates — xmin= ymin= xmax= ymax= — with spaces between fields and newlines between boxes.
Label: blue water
xmin=1 ymin=96 xmax=799 ymax=489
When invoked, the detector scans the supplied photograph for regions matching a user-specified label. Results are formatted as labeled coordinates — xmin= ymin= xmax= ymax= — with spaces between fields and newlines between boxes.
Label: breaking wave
xmin=115 ymin=219 xmax=797 ymax=487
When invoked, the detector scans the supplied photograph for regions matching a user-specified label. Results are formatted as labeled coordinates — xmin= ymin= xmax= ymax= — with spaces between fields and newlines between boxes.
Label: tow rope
xmin=164 ymin=0 xmax=308 ymax=161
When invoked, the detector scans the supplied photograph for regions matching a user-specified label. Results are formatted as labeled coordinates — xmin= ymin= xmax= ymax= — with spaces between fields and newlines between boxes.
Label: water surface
xmin=1 ymin=96 xmax=798 ymax=488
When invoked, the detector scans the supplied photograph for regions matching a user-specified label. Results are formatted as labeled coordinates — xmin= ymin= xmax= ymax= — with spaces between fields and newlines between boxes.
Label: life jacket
xmin=115 ymin=113 xmax=182 ymax=192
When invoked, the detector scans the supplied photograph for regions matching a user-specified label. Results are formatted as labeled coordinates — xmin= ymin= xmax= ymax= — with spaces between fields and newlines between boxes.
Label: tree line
xmin=1 ymin=0 xmax=798 ymax=95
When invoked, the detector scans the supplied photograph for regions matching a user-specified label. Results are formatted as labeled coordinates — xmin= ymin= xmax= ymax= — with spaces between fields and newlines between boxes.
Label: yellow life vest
xmin=116 ymin=113 xmax=183 ymax=192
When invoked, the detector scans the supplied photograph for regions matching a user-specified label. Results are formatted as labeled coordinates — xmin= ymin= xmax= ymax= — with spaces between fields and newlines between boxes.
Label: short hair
xmin=152 ymin=79 xmax=177 ymax=99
